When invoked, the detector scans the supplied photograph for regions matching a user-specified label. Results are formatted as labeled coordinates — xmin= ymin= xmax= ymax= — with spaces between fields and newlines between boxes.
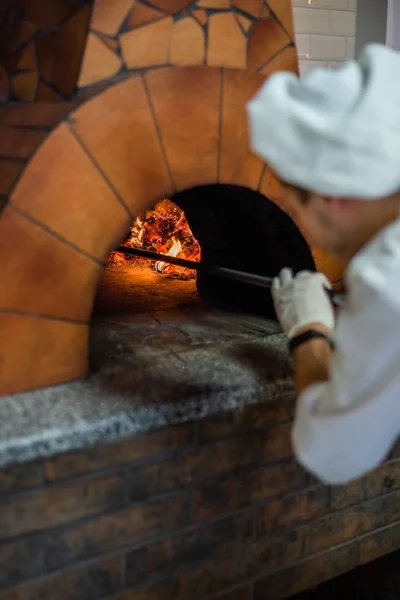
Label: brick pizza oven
xmin=0 ymin=0 xmax=346 ymax=397
xmin=1 ymin=2 xmax=400 ymax=600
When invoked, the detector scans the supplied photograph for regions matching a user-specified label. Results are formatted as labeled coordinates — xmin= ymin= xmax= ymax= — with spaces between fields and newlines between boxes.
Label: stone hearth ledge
xmin=0 ymin=311 xmax=294 ymax=468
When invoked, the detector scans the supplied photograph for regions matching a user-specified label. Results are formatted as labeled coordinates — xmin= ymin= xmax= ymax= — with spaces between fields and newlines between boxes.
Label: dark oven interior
xmin=93 ymin=184 xmax=315 ymax=322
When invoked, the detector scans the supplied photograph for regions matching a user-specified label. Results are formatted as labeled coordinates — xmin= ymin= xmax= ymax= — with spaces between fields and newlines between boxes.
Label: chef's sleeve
xmin=292 ymin=276 xmax=400 ymax=484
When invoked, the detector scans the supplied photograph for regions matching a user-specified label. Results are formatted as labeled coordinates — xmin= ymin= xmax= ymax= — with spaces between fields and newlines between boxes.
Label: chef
xmin=247 ymin=44 xmax=400 ymax=484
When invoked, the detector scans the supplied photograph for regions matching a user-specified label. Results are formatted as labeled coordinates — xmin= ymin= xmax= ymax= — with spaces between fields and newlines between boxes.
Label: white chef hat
xmin=247 ymin=44 xmax=400 ymax=200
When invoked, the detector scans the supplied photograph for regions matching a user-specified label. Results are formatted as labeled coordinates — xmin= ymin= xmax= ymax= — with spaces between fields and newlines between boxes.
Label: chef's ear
xmin=323 ymin=196 xmax=350 ymax=214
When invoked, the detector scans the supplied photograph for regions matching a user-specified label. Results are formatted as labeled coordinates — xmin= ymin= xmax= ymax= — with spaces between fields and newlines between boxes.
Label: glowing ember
xmin=155 ymin=236 xmax=182 ymax=273
xmin=110 ymin=199 xmax=201 ymax=279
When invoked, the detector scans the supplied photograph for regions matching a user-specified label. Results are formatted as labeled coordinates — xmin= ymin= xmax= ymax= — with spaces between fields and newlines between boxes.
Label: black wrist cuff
xmin=289 ymin=330 xmax=335 ymax=354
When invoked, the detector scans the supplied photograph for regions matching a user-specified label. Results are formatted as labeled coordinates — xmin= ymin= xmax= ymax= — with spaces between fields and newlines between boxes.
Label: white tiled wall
xmin=292 ymin=0 xmax=358 ymax=76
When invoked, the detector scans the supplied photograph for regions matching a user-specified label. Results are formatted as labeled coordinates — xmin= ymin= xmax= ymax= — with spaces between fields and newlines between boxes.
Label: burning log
xmin=109 ymin=199 xmax=200 ymax=279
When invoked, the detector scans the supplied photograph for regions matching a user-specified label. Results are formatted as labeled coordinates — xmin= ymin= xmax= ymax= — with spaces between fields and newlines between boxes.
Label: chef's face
xmin=282 ymin=185 xmax=353 ymax=261
xmin=283 ymin=183 xmax=400 ymax=262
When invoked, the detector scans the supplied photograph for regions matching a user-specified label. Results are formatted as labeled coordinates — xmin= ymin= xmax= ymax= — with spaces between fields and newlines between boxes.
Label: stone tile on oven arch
xmin=232 ymin=0 xmax=263 ymax=18
xmin=70 ymin=74 xmax=173 ymax=217
xmin=10 ymin=122 xmax=131 ymax=265
xmin=91 ymin=0 xmax=134 ymax=37
xmin=0 ymin=311 xmax=88 ymax=396
xmin=236 ymin=14 xmax=252 ymax=34
xmin=120 ymin=17 xmax=173 ymax=70
xmin=127 ymin=3 xmax=165 ymax=29
xmin=36 ymin=82 xmax=63 ymax=102
xmin=192 ymin=9 xmax=208 ymax=26
xmin=219 ymin=69 xmax=266 ymax=189
xmin=16 ymin=44 xmax=36 ymax=71
xmin=0 ymin=205 xmax=102 ymax=323
xmin=11 ymin=72 xmax=38 ymax=102
xmin=144 ymin=66 xmax=221 ymax=193
xmin=198 ymin=0 xmax=231 ymax=8
xmin=146 ymin=0 xmax=193 ymax=14
xmin=248 ymin=16 xmax=291 ymax=72
xmin=97 ymin=33 xmax=119 ymax=53
xmin=207 ymin=12 xmax=247 ymax=69
xmin=170 ymin=17 xmax=205 ymax=66
xmin=260 ymin=44 xmax=299 ymax=77
xmin=78 ymin=33 xmax=122 ymax=88
xmin=266 ymin=0 xmax=296 ymax=41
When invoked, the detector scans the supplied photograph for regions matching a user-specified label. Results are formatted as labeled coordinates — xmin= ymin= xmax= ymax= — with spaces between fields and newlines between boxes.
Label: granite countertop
xmin=0 ymin=309 xmax=294 ymax=468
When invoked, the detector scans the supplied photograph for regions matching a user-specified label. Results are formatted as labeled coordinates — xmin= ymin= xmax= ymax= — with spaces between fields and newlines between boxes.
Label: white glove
xmin=272 ymin=268 xmax=335 ymax=339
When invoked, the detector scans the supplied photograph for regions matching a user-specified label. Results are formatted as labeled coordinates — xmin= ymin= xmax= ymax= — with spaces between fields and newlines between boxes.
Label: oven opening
xmin=93 ymin=184 xmax=315 ymax=322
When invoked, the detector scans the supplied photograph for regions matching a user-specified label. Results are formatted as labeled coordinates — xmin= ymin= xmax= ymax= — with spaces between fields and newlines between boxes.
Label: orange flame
xmin=110 ymin=199 xmax=201 ymax=279
xmin=155 ymin=236 xmax=182 ymax=273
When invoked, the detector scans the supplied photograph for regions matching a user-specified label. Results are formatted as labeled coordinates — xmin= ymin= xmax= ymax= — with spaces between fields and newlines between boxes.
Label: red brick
xmin=308 ymin=491 xmax=400 ymax=554
xmin=125 ymin=512 xmax=252 ymax=587
xmin=0 ymin=538 xmax=43 ymax=590
xmin=113 ymin=580 xmax=252 ymax=600
xmin=257 ymin=486 xmax=330 ymax=536
xmin=309 ymin=506 xmax=371 ymax=554
xmin=256 ymin=523 xmax=400 ymax=599
xmin=45 ymin=425 xmax=192 ymax=481
xmin=198 ymin=394 xmax=294 ymax=442
xmin=120 ymin=530 xmax=304 ymax=600
xmin=254 ymin=539 xmax=361 ymax=599
xmin=41 ymin=493 xmax=190 ymax=572
xmin=0 ymin=127 xmax=47 ymax=159
xmin=0 ymin=463 xmax=42 ymax=495
xmin=330 ymin=479 xmax=363 ymax=510
xmin=2 ymin=555 xmax=123 ymax=600
xmin=128 ymin=434 xmax=263 ymax=502
xmin=110 ymin=580 xmax=179 ymax=600
xmin=181 ymin=529 xmax=305 ymax=598
xmin=364 ymin=460 xmax=400 ymax=499
xmin=367 ymin=490 xmax=400 ymax=529
xmin=262 ymin=422 xmax=293 ymax=462
xmin=0 ymin=473 xmax=126 ymax=539
xmin=195 ymin=461 xmax=309 ymax=521
xmin=359 ymin=521 xmax=400 ymax=565
xmin=216 ymin=586 xmax=253 ymax=600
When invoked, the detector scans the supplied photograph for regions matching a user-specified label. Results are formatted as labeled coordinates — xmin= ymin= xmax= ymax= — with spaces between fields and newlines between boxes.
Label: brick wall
xmin=1 ymin=397 xmax=400 ymax=600
xmin=292 ymin=0 xmax=357 ymax=76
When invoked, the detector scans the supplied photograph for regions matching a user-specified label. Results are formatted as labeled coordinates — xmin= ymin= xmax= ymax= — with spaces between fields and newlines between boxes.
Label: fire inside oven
xmin=95 ymin=184 xmax=316 ymax=320
xmin=109 ymin=198 xmax=201 ymax=279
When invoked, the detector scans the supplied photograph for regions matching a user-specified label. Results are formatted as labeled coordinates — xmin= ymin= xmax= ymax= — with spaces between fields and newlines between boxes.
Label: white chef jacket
xmin=293 ymin=216 xmax=400 ymax=484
